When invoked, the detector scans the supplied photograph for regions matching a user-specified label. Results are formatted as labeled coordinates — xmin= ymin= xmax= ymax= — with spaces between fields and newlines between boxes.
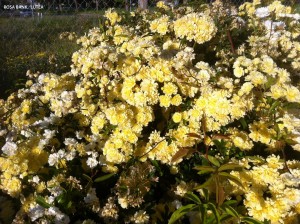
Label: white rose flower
xmin=255 ymin=7 xmax=270 ymax=18
xmin=1 ymin=141 xmax=17 ymax=156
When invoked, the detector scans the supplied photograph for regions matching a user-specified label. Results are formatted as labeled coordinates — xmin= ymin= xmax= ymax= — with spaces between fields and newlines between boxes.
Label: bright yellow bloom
xmin=0 ymin=177 xmax=22 ymax=198
xmin=171 ymin=94 xmax=182 ymax=106
xmin=159 ymin=95 xmax=171 ymax=108
xmin=104 ymin=9 xmax=121 ymax=26
xmin=174 ymin=13 xmax=217 ymax=44
xmin=172 ymin=112 xmax=182 ymax=123
xmin=150 ymin=15 xmax=170 ymax=35
xmin=162 ymin=82 xmax=177 ymax=96
xmin=91 ymin=113 xmax=106 ymax=135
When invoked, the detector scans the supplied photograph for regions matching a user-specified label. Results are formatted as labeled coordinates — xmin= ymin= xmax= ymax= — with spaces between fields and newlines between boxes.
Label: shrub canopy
xmin=0 ymin=1 xmax=300 ymax=223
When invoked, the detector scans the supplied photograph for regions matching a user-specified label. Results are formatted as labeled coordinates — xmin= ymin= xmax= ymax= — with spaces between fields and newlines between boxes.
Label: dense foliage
xmin=1 ymin=1 xmax=300 ymax=223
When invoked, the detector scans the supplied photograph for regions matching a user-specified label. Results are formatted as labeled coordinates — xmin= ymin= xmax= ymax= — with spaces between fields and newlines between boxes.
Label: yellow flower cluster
xmin=150 ymin=15 xmax=170 ymax=35
xmin=228 ymin=128 xmax=254 ymax=151
xmin=104 ymin=8 xmax=122 ymax=25
xmin=233 ymin=55 xmax=300 ymax=102
xmin=0 ymin=1 xmax=300 ymax=222
xmin=156 ymin=1 xmax=170 ymax=10
xmin=239 ymin=0 xmax=300 ymax=71
xmin=230 ymin=156 xmax=300 ymax=223
xmin=173 ymin=12 xmax=217 ymax=44
xmin=0 ymin=137 xmax=48 ymax=197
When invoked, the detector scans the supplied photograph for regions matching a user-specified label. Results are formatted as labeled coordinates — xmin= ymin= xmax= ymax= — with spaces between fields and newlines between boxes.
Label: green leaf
xmin=197 ymin=170 xmax=215 ymax=175
xmin=268 ymin=100 xmax=280 ymax=114
xmin=207 ymin=202 xmax=220 ymax=223
xmin=67 ymin=201 xmax=72 ymax=209
xmin=114 ymin=34 xmax=129 ymax=38
xmin=242 ymin=217 xmax=264 ymax=224
xmin=218 ymin=172 xmax=244 ymax=188
xmin=285 ymin=138 xmax=298 ymax=145
xmin=168 ymin=204 xmax=198 ymax=224
xmin=56 ymin=194 xmax=67 ymax=204
xmin=194 ymin=176 xmax=214 ymax=190
xmin=203 ymin=188 xmax=210 ymax=201
xmin=218 ymin=163 xmax=243 ymax=172
xmin=82 ymin=174 xmax=93 ymax=190
xmin=207 ymin=214 xmax=217 ymax=224
xmin=222 ymin=204 xmax=239 ymax=218
xmin=36 ymin=196 xmax=51 ymax=208
xmin=83 ymin=174 xmax=92 ymax=182
xmin=207 ymin=155 xmax=220 ymax=167
xmin=198 ymin=188 xmax=210 ymax=201
xmin=223 ymin=200 xmax=237 ymax=206
xmin=86 ymin=180 xmax=93 ymax=191
xmin=194 ymin=165 xmax=216 ymax=172
xmin=240 ymin=118 xmax=247 ymax=130
xmin=199 ymin=204 xmax=207 ymax=223
xmin=185 ymin=192 xmax=202 ymax=204
xmin=94 ymin=173 xmax=115 ymax=182
xmin=283 ymin=102 xmax=300 ymax=110
xmin=245 ymin=156 xmax=265 ymax=164
xmin=220 ymin=213 xmax=233 ymax=222
xmin=151 ymin=159 xmax=163 ymax=176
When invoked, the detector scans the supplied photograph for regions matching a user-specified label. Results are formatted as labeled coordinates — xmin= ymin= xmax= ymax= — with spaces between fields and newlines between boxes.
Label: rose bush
xmin=0 ymin=0 xmax=300 ymax=223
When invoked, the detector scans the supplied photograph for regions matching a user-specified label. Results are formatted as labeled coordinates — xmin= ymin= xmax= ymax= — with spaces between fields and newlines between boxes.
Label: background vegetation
xmin=0 ymin=15 xmax=101 ymax=98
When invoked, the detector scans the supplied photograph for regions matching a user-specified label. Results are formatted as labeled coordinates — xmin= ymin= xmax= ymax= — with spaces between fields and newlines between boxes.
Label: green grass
xmin=294 ymin=4 xmax=300 ymax=14
xmin=0 ymin=14 xmax=102 ymax=98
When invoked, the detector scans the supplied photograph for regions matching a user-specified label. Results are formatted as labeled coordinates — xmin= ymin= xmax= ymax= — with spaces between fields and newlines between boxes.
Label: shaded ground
xmin=0 ymin=14 xmax=101 ymax=99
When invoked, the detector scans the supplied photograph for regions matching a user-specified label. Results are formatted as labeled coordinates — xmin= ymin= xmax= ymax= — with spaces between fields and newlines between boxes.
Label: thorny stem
xmin=205 ymin=144 xmax=209 ymax=161
xmin=266 ymin=20 xmax=273 ymax=55
xmin=91 ymin=169 xmax=99 ymax=179
xmin=281 ymin=148 xmax=293 ymax=174
xmin=103 ymin=84 xmax=109 ymax=107
xmin=193 ymin=41 xmax=197 ymax=49
xmin=273 ymin=110 xmax=292 ymax=175
xmin=201 ymin=113 xmax=209 ymax=160
xmin=227 ymin=29 xmax=236 ymax=55
xmin=140 ymin=139 xmax=165 ymax=159
xmin=184 ymin=65 xmax=202 ymax=87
